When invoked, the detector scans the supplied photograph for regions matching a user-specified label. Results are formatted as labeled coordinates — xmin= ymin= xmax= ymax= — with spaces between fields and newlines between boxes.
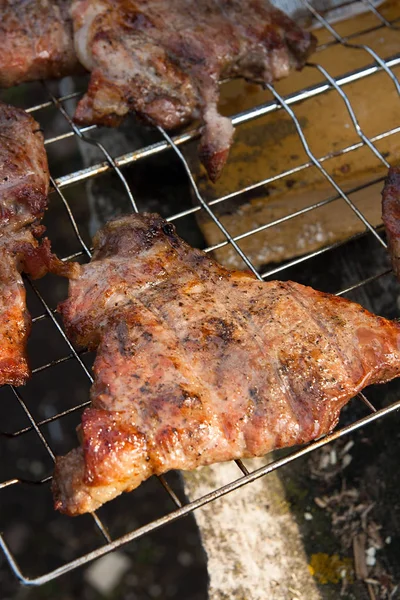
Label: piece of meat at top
xmin=382 ymin=166 xmax=400 ymax=280
xmin=0 ymin=0 xmax=81 ymax=88
xmin=53 ymin=213 xmax=400 ymax=516
xmin=71 ymin=0 xmax=316 ymax=181
xmin=0 ymin=102 xmax=71 ymax=386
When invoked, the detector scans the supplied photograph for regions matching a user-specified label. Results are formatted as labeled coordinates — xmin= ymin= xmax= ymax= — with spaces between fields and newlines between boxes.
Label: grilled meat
xmin=382 ymin=166 xmax=400 ymax=280
xmin=71 ymin=0 xmax=316 ymax=181
xmin=0 ymin=102 xmax=49 ymax=385
xmin=53 ymin=213 xmax=400 ymax=515
xmin=0 ymin=102 xmax=70 ymax=386
xmin=0 ymin=0 xmax=80 ymax=88
xmin=0 ymin=0 xmax=315 ymax=180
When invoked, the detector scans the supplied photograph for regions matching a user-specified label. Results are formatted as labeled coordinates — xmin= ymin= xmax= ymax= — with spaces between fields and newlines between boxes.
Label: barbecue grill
xmin=0 ymin=0 xmax=400 ymax=590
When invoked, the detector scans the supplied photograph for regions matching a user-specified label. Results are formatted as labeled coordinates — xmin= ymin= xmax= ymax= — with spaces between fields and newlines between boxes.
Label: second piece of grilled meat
xmin=0 ymin=0 xmax=81 ymax=88
xmin=53 ymin=213 xmax=400 ymax=515
xmin=0 ymin=102 xmax=49 ymax=385
xmin=0 ymin=102 xmax=71 ymax=386
xmin=72 ymin=0 xmax=316 ymax=181
xmin=382 ymin=166 xmax=400 ymax=280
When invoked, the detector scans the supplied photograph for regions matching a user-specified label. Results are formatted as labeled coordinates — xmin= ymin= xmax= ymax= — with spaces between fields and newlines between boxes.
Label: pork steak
xmin=53 ymin=213 xmax=400 ymax=515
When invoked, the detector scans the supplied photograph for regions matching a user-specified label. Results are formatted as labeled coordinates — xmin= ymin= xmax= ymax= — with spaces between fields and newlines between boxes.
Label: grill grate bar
xmin=167 ymin=129 xmax=398 ymax=225
xmin=52 ymin=54 xmax=400 ymax=190
xmin=50 ymin=175 xmax=92 ymax=257
xmin=31 ymin=353 xmax=76 ymax=375
xmin=309 ymin=17 xmax=400 ymax=52
xmin=47 ymin=170 xmax=390 ymax=270
xmin=358 ymin=391 xmax=378 ymax=413
xmin=235 ymin=460 xmax=250 ymax=476
xmin=0 ymin=476 xmax=51 ymax=491
xmin=44 ymin=124 xmax=96 ymax=146
xmin=8 ymin=281 xmax=111 ymax=543
xmin=25 ymin=90 xmax=83 ymax=114
xmin=91 ymin=513 xmax=112 ymax=544
xmin=336 ymin=268 xmax=392 ymax=296
xmin=27 ymin=279 xmax=93 ymax=383
xmin=0 ymin=398 xmax=91 ymax=439
xmin=203 ymin=174 xmax=387 ymax=255
xmin=43 ymin=84 xmax=138 ymax=213
xmin=31 ymin=312 xmax=49 ymax=324
xmin=10 ymin=387 xmax=55 ymax=461
xmin=310 ymin=62 xmax=390 ymax=167
xmin=157 ymin=126 xmax=263 ymax=279
xmin=157 ymin=476 xmax=184 ymax=508
xmin=265 ymin=83 xmax=387 ymax=248
xmin=304 ymin=0 xmax=400 ymax=94
xmin=362 ymin=0 xmax=393 ymax=27
xmin=261 ymin=232 xmax=367 ymax=279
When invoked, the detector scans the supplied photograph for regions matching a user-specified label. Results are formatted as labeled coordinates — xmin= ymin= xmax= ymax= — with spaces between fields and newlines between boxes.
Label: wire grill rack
xmin=0 ymin=0 xmax=400 ymax=587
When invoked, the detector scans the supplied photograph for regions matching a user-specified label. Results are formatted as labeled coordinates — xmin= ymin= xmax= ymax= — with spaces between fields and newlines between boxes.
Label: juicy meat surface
xmin=0 ymin=0 xmax=80 ymax=88
xmin=0 ymin=102 xmax=70 ymax=385
xmin=53 ymin=213 xmax=400 ymax=516
xmin=382 ymin=166 xmax=400 ymax=280
xmin=0 ymin=102 xmax=49 ymax=385
xmin=71 ymin=0 xmax=316 ymax=181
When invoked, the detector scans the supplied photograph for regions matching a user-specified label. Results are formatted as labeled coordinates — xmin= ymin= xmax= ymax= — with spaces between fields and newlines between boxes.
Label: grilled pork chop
xmin=0 ymin=0 xmax=80 ymax=88
xmin=71 ymin=0 xmax=316 ymax=181
xmin=53 ymin=213 xmax=400 ymax=515
xmin=0 ymin=102 xmax=70 ymax=385
xmin=382 ymin=166 xmax=400 ymax=280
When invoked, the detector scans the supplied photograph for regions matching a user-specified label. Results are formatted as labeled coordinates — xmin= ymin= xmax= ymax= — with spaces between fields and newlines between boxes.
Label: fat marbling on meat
xmin=53 ymin=213 xmax=400 ymax=515
xmin=71 ymin=0 xmax=316 ymax=181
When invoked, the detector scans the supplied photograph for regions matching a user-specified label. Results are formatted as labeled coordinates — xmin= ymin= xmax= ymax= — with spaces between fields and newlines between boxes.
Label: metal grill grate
xmin=1 ymin=0 xmax=400 ymax=586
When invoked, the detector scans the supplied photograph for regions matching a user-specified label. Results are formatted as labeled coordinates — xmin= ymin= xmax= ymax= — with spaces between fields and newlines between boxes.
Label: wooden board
xmin=185 ymin=0 xmax=400 ymax=270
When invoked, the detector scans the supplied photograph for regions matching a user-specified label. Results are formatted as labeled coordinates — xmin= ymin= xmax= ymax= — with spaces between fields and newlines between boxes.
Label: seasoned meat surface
xmin=71 ymin=0 xmax=316 ymax=180
xmin=53 ymin=213 xmax=400 ymax=515
xmin=382 ymin=166 xmax=400 ymax=280
xmin=0 ymin=102 xmax=49 ymax=384
xmin=0 ymin=0 xmax=80 ymax=88
xmin=0 ymin=102 xmax=70 ymax=385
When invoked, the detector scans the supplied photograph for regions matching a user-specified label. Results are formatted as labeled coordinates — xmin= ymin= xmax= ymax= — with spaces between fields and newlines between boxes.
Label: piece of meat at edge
xmin=382 ymin=166 xmax=400 ymax=280
xmin=0 ymin=102 xmax=75 ymax=386
xmin=0 ymin=0 xmax=82 ymax=88
xmin=71 ymin=0 xmax=316 ymax=181
xmin=52 ymin=213 xmax=400 ymax=516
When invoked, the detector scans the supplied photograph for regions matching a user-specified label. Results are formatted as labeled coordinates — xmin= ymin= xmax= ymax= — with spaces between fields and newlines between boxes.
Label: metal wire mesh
xmin=0 ymin=0 xmax=399 ymax=585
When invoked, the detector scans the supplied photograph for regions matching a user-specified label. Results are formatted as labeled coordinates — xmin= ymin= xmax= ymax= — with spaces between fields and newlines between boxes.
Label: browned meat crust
xmin=71 ymin=0 xmax=316 ymax=181
xmin=53 ymin=213 xmax=400 ymax=515
xmin=0 ymin=102 xmax=72 ymax=386
xmin=382 ymin=167 xmax=400 ymax=280
xmin=0 ymin=102 xmax=49 ymax=385
xmin=0 ymin=0 xmax=81 ymax=88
